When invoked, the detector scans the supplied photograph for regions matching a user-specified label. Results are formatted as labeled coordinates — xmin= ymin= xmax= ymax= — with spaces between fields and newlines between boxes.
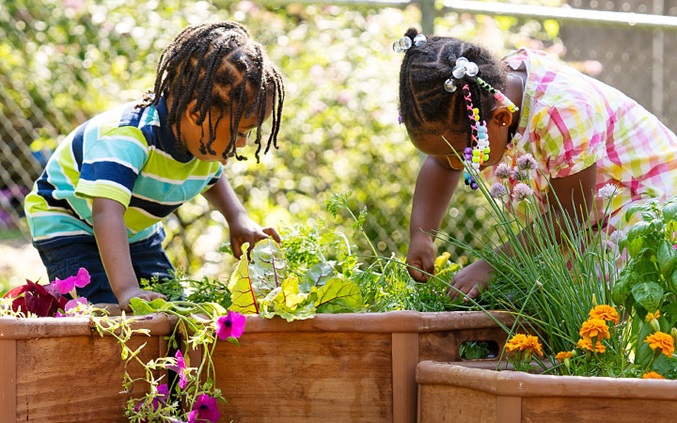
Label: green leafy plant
xmin=437 ymin=153 xmax=677 ymax=378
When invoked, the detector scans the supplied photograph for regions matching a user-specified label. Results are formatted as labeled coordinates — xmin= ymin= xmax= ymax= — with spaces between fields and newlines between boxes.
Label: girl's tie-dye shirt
xmin=484 ymin=48 xmax=677 ymax=231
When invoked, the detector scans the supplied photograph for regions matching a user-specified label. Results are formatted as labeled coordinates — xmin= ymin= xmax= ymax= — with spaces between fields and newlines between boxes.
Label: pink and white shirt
xmin=484 ymin=48 xmax=677 ymax=231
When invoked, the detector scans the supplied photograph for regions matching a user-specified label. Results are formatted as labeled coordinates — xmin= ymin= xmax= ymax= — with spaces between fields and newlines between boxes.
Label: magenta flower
xmin=56 ymin=297 xmax=89 ymax=317
xmin=51 ymin=267 xmax=91 ymax=295
xmin=216 ymin=311 xmax=246 ymax=340
xmin=133 ymin=383 xmax=170 ymax=417
xmin=188 ymin=394 xmax=220 ymax=423
xmin=174 ymin=350 xmax=190 ymax=390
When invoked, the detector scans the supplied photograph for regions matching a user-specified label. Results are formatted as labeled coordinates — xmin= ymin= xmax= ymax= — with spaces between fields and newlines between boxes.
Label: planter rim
xmin=0 ymin=313 xmax=174 ymax=339
xmin=238 ymin=310 xmax=513 ymax=333
xmin=416 ymin=360 xmax=677 ymax=400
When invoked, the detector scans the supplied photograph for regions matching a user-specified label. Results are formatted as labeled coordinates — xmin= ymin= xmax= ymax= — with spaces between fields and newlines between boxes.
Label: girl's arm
xmin=92 ymin=197 xmax=166 ymax=310
xmin=449 ymin=163 xmax=598 ymax=300
xmin=407 ymin=155 xmax=461 ymax=281
xmin=202 ymin=177 xmax=280 ymax=258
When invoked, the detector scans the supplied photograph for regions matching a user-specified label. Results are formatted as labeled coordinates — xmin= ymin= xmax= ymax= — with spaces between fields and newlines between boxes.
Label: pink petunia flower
xmin=188 ymin=394 xmax=220 ymax=423
xmin=51 ymin=268 xmax=91 ymax=295
xmin=56 ymin=297 xmax=90 ymax=317
xmin=215 ymin=311 xmax=246 ymax=340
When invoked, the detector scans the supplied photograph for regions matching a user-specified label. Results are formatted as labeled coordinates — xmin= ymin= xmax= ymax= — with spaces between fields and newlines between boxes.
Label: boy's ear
xmin=491 ymin=107 xmax=513 ymax=128
xmin=184 ymin=99 xmax=201 ymax=126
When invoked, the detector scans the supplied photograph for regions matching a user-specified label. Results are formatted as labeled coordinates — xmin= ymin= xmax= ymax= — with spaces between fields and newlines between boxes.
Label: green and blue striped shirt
xmin=25 ymin=98 xmax=223 ymax=247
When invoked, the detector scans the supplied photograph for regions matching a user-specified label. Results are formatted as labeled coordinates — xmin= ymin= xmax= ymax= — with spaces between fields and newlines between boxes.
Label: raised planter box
xmin=416 ymin=360 xmax=677 ymax=423
xmin=210 ymin=310 xmax=512 ymax=423
xmin=0 ymin=314 xmax=173 ymax=423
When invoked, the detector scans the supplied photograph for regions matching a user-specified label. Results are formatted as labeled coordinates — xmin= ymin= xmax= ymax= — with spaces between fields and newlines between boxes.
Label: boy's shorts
xmin=35 ymin=228 xmax=174 ymax=304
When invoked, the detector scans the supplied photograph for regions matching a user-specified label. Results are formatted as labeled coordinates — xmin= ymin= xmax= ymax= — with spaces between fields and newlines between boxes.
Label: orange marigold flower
xmin=505 ymin=333 xmax=543 ymax=356
xmin=645 ymin=310 xmax=660 ymax=322
xmin=579 ymin=318 xmax=610 ymax=340
xmin=642 ymin=371 xmax=665 ymax=379
xmin=644 ymin=332 xmax=675 ymax=357
xmin=577 ymin=337 xmax=606 ymax=353
xmin=555 ymin=351 xmax=573 ymax=362
xmin=589 ymin=305 xmax=620 ymax=324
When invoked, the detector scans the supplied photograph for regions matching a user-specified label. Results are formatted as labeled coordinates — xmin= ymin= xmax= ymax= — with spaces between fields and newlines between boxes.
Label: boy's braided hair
xmin=398 ymin=28 xmax=507 ymax=139
xmin=145 ymin=21 xmax=284 ymax=162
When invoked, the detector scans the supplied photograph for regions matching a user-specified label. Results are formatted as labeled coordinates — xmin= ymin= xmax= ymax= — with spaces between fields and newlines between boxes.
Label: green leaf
xmin=625 ymin=221 xmax=651 ymax=257
xmin=315 ymin=278 xmax=363 ymax=313
xmin=227 ymin=243 xmax=259 ymax=314
xmin=129 ymin=298 xmax=171 ymax=315
xmin=657 ymin=240 xmax=676 ymax=278
xmin=631 ymin=282 xmax=663 ymax=312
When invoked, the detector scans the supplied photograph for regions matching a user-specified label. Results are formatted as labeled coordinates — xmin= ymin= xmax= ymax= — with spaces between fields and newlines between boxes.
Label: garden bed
xmin=0 ymin=314 xmax=173 ymax=422
xmin=209 ymin=310 xmax=512 ymax=423
xmin=416 ymin=360 xmax=677 ymax=423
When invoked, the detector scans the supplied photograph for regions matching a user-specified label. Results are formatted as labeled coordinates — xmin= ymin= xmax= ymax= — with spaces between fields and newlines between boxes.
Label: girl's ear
xmin=491 ymin=107 xmax=513 ymax=128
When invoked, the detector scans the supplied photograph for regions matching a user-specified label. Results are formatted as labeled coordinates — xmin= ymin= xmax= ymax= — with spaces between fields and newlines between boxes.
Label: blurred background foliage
xmin=1 ymin=0 xmax=564 ymax=287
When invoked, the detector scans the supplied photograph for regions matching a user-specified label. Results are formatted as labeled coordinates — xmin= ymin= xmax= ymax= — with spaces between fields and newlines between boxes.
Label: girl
xmin=24 ymin=21 xmax=285 ymax=310
xmin=396 ymin=28 xmax=677 ymax=300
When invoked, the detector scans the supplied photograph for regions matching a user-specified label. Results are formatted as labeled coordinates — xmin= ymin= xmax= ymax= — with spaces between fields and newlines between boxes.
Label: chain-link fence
xmin=1 ymin=0 xmax=676 ymax=277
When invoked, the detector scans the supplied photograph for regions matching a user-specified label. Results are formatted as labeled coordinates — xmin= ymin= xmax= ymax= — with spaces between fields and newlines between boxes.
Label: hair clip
xmin=393 ymin=34 xmax=427 ymax=53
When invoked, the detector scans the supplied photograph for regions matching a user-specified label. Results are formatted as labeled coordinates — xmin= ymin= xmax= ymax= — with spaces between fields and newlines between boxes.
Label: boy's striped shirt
xmin=24 ymin=98 xmax=223 ymax=247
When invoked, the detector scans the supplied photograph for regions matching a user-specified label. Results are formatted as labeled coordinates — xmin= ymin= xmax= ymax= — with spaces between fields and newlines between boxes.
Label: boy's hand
xmin=228 ymin=214 xmax=281 ymax=258
xmin=406 ymin=234 xmax=436 ymax=282
xmin=116 ymin=286 xmax=167 ymax=312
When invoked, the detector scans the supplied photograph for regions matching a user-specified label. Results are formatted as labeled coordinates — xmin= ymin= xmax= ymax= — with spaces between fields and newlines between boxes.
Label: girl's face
xmin=408 ymin=109 xmax=513 ymax=170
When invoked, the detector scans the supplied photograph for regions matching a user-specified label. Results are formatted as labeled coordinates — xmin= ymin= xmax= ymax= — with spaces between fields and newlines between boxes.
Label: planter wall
xmin=210 ymin=310 xmax=512 ymax=423
xmin=0 ymin=314 xmax=173 ymax=423
xmin=416 ymin=360 xmax=677 ymax=423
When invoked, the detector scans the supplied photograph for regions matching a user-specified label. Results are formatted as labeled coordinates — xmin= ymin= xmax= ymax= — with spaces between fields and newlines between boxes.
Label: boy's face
xmin=180 ymin=93 xmax=273 ymax=165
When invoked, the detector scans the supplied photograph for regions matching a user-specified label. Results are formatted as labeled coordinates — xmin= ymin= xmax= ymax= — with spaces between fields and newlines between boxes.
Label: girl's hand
xmin=406 ymin=233 xmax=437 ymax=282
xmin=117 ymin=286 xmax=167 ymax=311
xmin=228 ymin=214 xmax=281 ymax=258
xmin=448 ymin=259 xmax=493 ymax=301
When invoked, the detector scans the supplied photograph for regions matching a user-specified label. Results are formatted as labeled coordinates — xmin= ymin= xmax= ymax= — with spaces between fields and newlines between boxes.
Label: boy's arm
xmin=92 ymin=197 xmax=165 ymax=310
xmin=407 ymin=155 xmax=461 ymax=281
xmin=202 ymin=177 xmax=280 ymax=258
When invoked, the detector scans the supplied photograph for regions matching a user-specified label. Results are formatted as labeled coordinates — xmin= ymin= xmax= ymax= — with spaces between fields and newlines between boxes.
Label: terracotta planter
xmin=0 ymin=314 xmax=173 ymax=422
xmin=209 ymin=310 xmax=512 ymax=423
xmin=416 ymin=360 xmax=677 ymax=423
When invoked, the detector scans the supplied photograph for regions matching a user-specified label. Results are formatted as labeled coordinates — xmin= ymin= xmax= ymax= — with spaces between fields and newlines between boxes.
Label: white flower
xmin=597 ymin=183 xmax=618 ymax=200
xmin=489 ymin=183 xmax=508 ymax=199
xmin=512 ymin=183 xmax=534 ymax=202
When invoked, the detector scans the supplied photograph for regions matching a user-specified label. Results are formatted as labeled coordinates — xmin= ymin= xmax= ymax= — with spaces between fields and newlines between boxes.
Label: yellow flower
xmin=505 ymin=333 xmax=544 ymax=357
xmin=555 ymin=351 xmax=573 ymax=362
xmin=642 ymin=371 xmax=665 ymax=379
xmin=589 ymin=305 xmax=620 ymax=324
xmin=579 ymin=318 xmax=610 ymax=340
xmin=644 ymin=332 xmax=675 ymax=357
xmin=645 ymin=310 xmax=661 ymax=322
xmin=577 ymin=337 xmax=606 ymax=353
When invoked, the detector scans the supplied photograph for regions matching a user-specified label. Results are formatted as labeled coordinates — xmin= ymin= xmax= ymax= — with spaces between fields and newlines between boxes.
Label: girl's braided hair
xmin=142 ymin=21 xmax=284 ymax=162
xmin=398 ymin=28 xmax=507 ymax=138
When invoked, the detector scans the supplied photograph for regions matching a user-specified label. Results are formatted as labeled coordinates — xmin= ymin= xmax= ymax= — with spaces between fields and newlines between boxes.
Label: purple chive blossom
xmin=216 ymin=311 xmax=246 ymax=340
xmin=510 ymin=166 xmax=528 ymax=181
xmin=51 ymin=267 xmax=91 ymax=295
xmin=489 ymin=183 xmax=508 ymax=199
xmin=516 ymin=153 xmax=537 ymax=171
xmin=512 ymin=183 xmax=534 ymax=202
xmin=495 ymin=163 xmax=512 ymax=179
xmin=597 ymin=183 xmax=618 ymax=200
xmin=188 ymin=394 xmax=221 ymax=423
